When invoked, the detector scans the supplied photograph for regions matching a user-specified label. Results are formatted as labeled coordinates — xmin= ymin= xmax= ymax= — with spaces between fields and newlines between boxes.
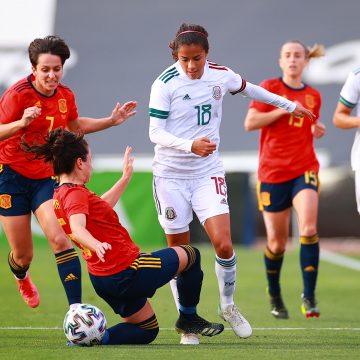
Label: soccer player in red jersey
xmin=0 ymin=36 xmax=136 ymax=309
xmin=244 ymin=41 xmax=326 ymax=319
xmin=23 ymin=128 xmax=224 ymax=345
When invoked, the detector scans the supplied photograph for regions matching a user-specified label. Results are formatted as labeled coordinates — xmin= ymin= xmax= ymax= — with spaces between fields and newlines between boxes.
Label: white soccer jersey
xmin=339 ymin=68 xmax=360 ymax=170
xmin=149 ymin=60 xmax=246 ymax=178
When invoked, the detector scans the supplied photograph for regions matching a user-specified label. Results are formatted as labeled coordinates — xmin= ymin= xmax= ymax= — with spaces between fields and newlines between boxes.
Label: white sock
xmin=70 ymin=303 xmax=81 ymax=310
xmin=215 ymin=253 xmax=236 ymax=310
xmin=169 ymin=277 xmax=180 ymax=313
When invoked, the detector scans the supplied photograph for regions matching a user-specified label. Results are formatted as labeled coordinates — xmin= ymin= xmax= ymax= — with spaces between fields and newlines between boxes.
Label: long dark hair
xmin=21 ymin=128 xmax=88 ymax=175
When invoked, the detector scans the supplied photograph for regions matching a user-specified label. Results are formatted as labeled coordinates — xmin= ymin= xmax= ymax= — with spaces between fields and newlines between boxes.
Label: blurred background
xmin=1 ymin=0 xmax=360 ymax=246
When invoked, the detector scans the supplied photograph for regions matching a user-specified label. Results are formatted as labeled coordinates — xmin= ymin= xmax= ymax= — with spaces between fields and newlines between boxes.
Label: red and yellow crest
xmin=305 ymin=95 xmax=315 ymax=109
xmin=58 ymin=99 xmax=68 ymax=113
xmin=260 ymin=192 xmax=271 ymax=206
xmin=0 ymin=194 xmax=12 ymax=209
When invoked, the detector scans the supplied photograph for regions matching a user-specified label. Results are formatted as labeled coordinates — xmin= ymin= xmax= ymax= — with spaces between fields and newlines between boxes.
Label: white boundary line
xmin=0 ymin=327 xmax=359 ymax=331
xmin=320 ymin=249 xmax=360 ymax=271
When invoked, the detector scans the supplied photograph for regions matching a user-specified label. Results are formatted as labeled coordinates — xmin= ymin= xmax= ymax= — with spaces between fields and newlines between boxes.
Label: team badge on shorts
xmin=165 ymin=207 xmax=177 ymax=220
xmin=212 ymin=86 xmax=222 ymax=100
xmin=0 ymin=194 xmax=12 ymax=209
xmin=260 ymin=192 xmax=271 ymax=206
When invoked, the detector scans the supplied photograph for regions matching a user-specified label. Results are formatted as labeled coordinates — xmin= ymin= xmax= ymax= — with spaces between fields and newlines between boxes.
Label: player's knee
xmin=179 ymin=245 xmax=201 ymax=271
xmin=214 ymin=242 xmax=233 ymax=259
xmin=48 ymin=232 xmax=72 ymax=253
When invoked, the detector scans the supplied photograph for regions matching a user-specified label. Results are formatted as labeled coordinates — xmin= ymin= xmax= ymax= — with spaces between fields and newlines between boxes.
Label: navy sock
xmin=55 ymin=249 xmax=82 ymax=305
xmin=177 ymin=246 xmax=203 ymax=308
xmin=264 ymin=246 xmax=284 ymax=297
xmin=102 ymin=314 xmax=159 ymax=345
xmin=300 ymin=234 xmax=319 ymax=298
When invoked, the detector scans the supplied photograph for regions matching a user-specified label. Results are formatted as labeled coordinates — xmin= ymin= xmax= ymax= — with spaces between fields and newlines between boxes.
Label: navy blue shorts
xmin=0 ymin=165 xmax=56 ymax=216
xmin=89 ymin=248 xmax=179 ymax=318
xmin=257 ymin=171 xmax=319 ymax=212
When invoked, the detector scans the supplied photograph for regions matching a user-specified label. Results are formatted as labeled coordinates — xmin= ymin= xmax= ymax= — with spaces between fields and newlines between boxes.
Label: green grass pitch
xmin=0 ymin=238 xmax=359 ymax=360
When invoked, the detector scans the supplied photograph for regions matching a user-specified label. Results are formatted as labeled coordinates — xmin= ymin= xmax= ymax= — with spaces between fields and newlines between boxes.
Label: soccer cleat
xmin=15 ymin=272 xmax=40 ymax=308
xmin=180 ymin=333 xmax=200 ymax=345
xmin=269 ymin=294 xmax=289 ymax=319
xmin=175 ymin=313 xmax=224 ymax=338
xmin=301 ymin=294 xmax=320 ymax=318
xmin=218 ymin=304 xmax=252 ymax=338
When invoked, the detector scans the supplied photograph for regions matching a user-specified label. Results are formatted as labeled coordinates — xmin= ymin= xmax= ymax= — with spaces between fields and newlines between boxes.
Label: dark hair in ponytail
xmin=21 ymin=128 xmax=88 ymax=175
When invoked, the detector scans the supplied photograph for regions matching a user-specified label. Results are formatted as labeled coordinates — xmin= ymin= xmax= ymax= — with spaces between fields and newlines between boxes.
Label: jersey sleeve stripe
xmin=149 ymin=108 xmax=169 ymax=119
xmin=339 ymin=95 xmax=356 ymax=108
xmin=230 ymin=79 xmax=247 ymax=95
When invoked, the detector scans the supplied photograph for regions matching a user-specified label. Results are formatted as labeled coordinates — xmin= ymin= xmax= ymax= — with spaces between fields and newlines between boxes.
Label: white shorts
xmin=355 ymin=170 xmax=360 ymax=214
xmin=153 ymin=173 xmax=229 ymax=234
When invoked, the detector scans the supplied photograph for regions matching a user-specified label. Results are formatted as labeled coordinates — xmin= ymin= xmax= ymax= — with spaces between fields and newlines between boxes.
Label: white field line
xmin=320 ymin=249 xmax=360 ymax=271
xmin=0 ymin=327 xmax=359 ymax=331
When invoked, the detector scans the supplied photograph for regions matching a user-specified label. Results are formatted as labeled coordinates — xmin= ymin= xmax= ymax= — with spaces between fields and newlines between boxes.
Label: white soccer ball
xmin=63 ymin=303 xmax=107 ymax=346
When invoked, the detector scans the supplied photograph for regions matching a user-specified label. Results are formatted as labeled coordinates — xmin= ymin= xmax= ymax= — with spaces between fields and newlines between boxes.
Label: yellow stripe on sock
xmin=299 ymin=234 xmax=319 ymax=245
xmin=265 ymin=247 xmax=284 ymax=261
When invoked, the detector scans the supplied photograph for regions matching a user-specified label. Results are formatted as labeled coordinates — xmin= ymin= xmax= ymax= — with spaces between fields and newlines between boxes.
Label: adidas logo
xmin=220 ymin=198 xmax=228 ymax=205
xmin=64 ymin=273 xmax=78 ymax=282
xmin=182 ymin=94 xmax=191 ymax=100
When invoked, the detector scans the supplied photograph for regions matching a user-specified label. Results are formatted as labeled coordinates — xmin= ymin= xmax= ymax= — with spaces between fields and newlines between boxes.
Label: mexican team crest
xmin=165 ymin=207 xmax=177 ymax=220
xmin=58 ymin=99 xmax=68 ymax=113
xmin=212 ymin=86 xmax=222 ymax=100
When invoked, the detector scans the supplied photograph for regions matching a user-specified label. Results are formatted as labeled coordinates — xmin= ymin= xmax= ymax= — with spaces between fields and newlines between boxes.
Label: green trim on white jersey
xmin=149 ymin=108 xmax=169 ymax=119
xmin=158 ymin=67 xmax=180 ymax=83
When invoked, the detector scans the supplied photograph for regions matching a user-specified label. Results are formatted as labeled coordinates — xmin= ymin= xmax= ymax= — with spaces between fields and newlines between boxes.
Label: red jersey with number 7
xmin=0 ymin=75 xmax=78 ymax=179
xmin=249 ymin=78 xmax=321 ymax=183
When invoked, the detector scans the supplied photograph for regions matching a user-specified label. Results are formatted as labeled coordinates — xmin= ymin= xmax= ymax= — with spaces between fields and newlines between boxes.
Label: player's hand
xmin=94 ymin=242 xmax=112 ymax=262
xmin=121 ymin=146 xmax=134 ymax=182
xmin=191 ymin=137 xmax=217 ymax=157
xmin=292 ymin=102 xmax=316 ymax=122
xmin=312 ymin=121 xmax=326 ymax=139
xmin=21 ymin=106 xmax=41 ymax=127
xmin=110 ymin=101 xmax=137 ymax=126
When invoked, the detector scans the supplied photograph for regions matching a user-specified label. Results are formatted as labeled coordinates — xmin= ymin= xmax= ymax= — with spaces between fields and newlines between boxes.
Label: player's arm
xmin=240 ymin=82 xmax=315 ymax=122
xmin=333 ymin=101 xmax=360 ymax=129
xmin=244 ymin=107 xmax=287 ymax=131
xmin=67 ymin=101 xmax=137 ymax=134
xmin=101 ymin=146 xmax=134 ymax=207
xmin=0 ymin=106 xmax=41 ymax=141
xmin=69 ymin=213 xmax=111 ymax=262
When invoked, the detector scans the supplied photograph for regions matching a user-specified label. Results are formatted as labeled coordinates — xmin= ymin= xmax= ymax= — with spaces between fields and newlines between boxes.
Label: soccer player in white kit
xmin=333 ymin=68 xmax=360 ymax=213
xmin=149 ymin=23 xmax=315 ymax=345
